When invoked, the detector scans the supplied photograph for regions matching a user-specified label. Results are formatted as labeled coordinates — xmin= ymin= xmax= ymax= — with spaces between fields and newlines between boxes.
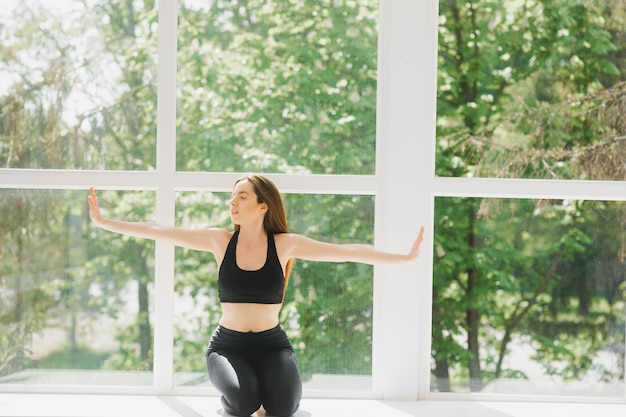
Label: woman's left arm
xmin=283 ymin=226 xmax=424 ymax=265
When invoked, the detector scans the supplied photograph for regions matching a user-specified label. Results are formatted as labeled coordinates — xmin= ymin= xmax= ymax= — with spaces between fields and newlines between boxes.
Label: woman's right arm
xmin=88 ymin=187 xmax=229 ymax=253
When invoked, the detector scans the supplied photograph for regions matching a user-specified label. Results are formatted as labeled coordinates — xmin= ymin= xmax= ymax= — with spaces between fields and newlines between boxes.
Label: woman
xmin=88 ymin=174 xmax=424 ymax=417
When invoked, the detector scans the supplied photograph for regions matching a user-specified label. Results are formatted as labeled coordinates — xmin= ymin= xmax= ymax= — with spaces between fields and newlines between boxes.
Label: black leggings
xmin=206 ymin=325 xmax=302 ymax=417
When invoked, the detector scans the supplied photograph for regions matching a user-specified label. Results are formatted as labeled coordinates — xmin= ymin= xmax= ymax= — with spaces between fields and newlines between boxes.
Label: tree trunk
xmin=466 ymin=302 xmax=482 ymax=391
xmin=137 ymin=276 xmax=151 ymax=365
xmin=133 ymin=242 xmax=152 ymax=367
xmin=466 ymin=208 xmax=482 ymax=391
xmin=432 ymin=301 xmax=451 ymax=392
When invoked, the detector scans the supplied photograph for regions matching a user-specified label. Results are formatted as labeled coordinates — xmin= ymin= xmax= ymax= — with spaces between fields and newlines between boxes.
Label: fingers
xmin=88 ymin=187 xmax=102 ymax=224
xmin=414 ymin=226 xmax=425 ymax=247
xmin=409 ymin=226 xmax=426 ymax=259
xmin=88 ymin=187 xmax=99 ymax=209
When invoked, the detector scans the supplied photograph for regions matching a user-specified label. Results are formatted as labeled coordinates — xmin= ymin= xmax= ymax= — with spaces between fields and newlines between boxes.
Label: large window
xmin=0 ymin=0 xmax=387 ymax=396
xmin=9 ymin=0 xmax=623 ymax=407
xmin=432 ymin=0 xmax=626 ymax=400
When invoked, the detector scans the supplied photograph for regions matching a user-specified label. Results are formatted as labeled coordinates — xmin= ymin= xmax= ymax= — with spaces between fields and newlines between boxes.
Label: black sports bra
xmin=218 ymin=231 xmax=285 ymax=304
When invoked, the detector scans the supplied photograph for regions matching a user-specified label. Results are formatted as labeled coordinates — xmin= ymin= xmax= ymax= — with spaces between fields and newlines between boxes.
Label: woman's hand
xmin=407 ymin=226 xmax=425 ymax=260
xmin=88 ymin=187 xmax=104 ymax=226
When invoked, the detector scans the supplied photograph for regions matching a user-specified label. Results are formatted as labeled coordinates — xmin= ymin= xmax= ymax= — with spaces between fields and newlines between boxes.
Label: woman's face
xmin=229 ymin=179 xmax=267 ymax=226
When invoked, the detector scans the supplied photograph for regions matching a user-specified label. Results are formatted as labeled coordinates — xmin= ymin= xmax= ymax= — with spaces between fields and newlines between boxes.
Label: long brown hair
xmin=233 ymin=174 xmax=294 ymax=295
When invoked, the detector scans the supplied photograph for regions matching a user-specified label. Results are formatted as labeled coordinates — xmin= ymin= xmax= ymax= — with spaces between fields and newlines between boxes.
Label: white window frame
xmin=411 ymin=0 xmax=626 ymax=406
xmin=4 ymin=0 xmax=622 ymax=405
xmin=0 ymin=0 xmax=431 ymax=399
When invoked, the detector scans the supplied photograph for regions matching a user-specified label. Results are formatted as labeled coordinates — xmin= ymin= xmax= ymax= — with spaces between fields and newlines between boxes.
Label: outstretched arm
xmin=283 ymin=226 xmax=425 ymax=265
xmin=88 ymin=187 xmax=228 ymax=253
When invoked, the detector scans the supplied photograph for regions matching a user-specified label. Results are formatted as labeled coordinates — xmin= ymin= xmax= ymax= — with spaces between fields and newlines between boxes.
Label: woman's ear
xmin=260 ymin=203 xmax=268 ymax=213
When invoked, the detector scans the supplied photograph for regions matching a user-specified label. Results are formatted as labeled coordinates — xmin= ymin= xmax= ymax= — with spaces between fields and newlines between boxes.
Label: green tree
xmin=434 ymin=0 xmax=625 ymax=392
xmin=1 ymin=0 xmax=159 ymax=374
xmin=177 ymin=0 xmax=378 ymax=174
xmin=283 ymin=194 xmax=375 ymax=379
xmin=0 ymin=191 xmax=59 ymax=375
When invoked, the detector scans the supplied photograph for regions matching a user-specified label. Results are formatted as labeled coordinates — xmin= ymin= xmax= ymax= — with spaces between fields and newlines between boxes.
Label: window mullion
xmin=152 ymin=0 xmax=178 ymax=393
xmin=373 ymin=0 xmax=439 ymax=401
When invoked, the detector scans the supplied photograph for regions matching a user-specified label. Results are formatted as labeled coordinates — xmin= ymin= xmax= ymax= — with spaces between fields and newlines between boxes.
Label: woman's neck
xmin=237 ymin=224 xmax=267 ymax=242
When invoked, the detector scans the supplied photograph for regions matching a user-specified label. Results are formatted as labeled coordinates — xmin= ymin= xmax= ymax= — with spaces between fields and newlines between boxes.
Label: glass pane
xmin=0 ymin=189 xmax=155 ymax=386
xmin=173 ymin=191 xmax=375 ymax=392
xmin=0 ymin=0 xmax=158 ymax=170
xmin=176 ymin=0 xmax=378 ymax=175
xmin=431 ymin=196 xmax=626 ymax=398
xmin=436 ymin=1 xmax=626 ymax=180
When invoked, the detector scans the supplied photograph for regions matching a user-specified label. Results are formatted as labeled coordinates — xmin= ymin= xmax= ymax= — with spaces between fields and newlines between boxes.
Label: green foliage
xmin=283 ymin=194 xmax=375 ymax=378
xmin=0 ymin=322 xmax=37 ymax=377
xmin=0 ymin=1 xmax=158 ymax=170
xmin=436 ymin=0 xmax=623 ymax=179
xmin=0 ymin=190 xmax=68 ymax=376
xmin=101 ymin=323 xmax=153 ymax=372
xmin=36 ymin=347 xmax=110 ymax=370
xmin=434 ymin=196 xmax=626 ymax=391
xmin=432 ymin=0 xmax=626 ymax=393
xmin=176 ymin=0 xmax=378 ymax=174
xmin=1 ymin=0 xmax=160 ymax=378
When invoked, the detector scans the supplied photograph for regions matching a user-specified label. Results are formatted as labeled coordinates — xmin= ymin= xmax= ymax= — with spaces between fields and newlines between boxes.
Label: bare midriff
xmin=219 ymin=303 xmax=282 ymax=332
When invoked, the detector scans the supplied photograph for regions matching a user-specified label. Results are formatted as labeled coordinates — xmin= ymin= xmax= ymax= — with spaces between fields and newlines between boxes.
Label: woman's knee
xmin=259 ymin=350 xmax=302 ymax=416
xmin=220 ymin=395 xmax=261 ymax=417
xmin=207 ymin=351 xmax=262 ymax=416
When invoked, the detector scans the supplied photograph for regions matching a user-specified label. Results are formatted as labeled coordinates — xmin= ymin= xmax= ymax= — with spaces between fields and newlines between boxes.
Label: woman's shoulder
xmin=273 ymin=232 xmax=313 ymax=258
xmin=204 ymin=228 xmax=234 ymax=242
xmin=183 ymin=227 xmax=233 ymax=252
xmin=273 ymin=232 xmax=300 ymax=243
xmin=196 ymin=228 xmax=234 ymax=258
